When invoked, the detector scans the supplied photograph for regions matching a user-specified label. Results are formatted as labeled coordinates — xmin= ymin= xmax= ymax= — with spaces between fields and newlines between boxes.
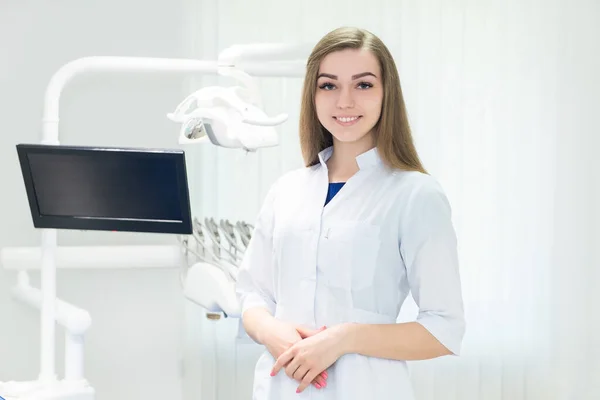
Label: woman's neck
xmin=326 ymin=134 xmax=375 ymax=182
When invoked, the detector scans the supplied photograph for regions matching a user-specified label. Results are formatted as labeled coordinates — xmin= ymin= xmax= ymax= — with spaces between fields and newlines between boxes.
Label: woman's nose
xmin=336 ymin=88 xmax=355 ymax=109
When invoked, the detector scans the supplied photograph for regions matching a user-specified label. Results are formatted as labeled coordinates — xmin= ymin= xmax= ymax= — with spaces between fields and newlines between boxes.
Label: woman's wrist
xmin=243 ymin=307 xmax=276 ymax=345
xmin=335 ymin=323 xmax=360 ymax=356
xmin=256 ymin=314 xmax=278 ymax=344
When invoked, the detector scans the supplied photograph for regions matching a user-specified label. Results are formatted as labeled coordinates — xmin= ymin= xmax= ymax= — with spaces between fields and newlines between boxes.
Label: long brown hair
xmin=299 ymin=27 xmax=427 ymax=174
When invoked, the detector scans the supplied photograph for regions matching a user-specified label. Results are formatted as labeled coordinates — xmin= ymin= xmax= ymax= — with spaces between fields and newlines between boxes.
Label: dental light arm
xmin=166 ymin=43 xmax=313 ymax=151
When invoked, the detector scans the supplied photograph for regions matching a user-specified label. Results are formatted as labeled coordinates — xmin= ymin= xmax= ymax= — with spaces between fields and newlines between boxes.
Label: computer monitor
xmin=16 ymin=144 xmax=193 ymax=235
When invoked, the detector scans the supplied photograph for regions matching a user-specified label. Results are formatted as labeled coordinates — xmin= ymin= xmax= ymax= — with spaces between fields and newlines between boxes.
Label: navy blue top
xmin=325 ymin=182 xmax=346 ymax=206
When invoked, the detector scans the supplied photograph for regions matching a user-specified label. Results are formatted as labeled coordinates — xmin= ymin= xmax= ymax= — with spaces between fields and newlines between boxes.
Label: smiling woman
xmin=299 ymin=27 xmax=426 ymax=176
xmin=314 ymin=50 xmax=383 ymax=149
xmin=236 ymin=26 xmax=465 ymax=400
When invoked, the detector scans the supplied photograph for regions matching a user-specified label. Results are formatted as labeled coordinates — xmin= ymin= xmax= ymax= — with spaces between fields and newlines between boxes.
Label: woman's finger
xmin=293 ymin=365 xmax=310 ymax=382
xmin=313 ymin=375 xmax=327 ymax=388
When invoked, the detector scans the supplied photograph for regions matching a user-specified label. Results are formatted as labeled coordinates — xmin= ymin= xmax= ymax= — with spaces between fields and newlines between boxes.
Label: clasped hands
xmin=262 ymin=319 xmax=346 ymax=394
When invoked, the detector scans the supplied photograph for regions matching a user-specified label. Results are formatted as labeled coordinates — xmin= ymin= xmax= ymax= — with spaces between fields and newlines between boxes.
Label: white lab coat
xmin=236 ymin=146 xmax=465 ymax=400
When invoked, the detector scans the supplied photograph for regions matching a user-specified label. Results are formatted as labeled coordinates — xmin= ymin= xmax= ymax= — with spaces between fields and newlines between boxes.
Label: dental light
xmin=167 ymin=67 xmax=289 ymax=151
xmin=167 ymin=85 xmax=288 ymax=151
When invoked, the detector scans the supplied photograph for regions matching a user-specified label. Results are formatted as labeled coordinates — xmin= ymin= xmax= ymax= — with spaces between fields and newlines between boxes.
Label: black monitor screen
xmin=16 ymin=144 xmax=193 ymax=234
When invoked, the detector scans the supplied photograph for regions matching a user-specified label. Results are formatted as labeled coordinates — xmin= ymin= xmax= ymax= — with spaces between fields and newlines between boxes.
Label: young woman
xmin=236 ymin=26 xmax=465 ymax=399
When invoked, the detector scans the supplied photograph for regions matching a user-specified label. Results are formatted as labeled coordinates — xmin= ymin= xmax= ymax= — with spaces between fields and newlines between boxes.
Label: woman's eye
xmin=318 ymin=81 xmax=373 ymax=90
xmin=318 ymin=82 xmax=335 ymax=90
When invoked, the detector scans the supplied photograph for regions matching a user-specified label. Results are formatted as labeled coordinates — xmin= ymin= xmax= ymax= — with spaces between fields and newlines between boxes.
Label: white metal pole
xmin=65 ymin=333 xmax=85 ymax=381
xmin=39 ymin=228 xmax=57 ymax=383
xmin=13 ymin=269 xmax=92 ymax=383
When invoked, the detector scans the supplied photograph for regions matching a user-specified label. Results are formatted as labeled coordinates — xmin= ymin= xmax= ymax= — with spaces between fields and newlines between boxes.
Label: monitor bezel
xmin=16 ymin=143 xmax=193 ymax=235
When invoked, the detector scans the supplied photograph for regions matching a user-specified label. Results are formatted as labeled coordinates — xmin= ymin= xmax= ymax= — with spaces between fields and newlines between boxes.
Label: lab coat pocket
xmin=320 ymin=221 xmax=381 ymax=291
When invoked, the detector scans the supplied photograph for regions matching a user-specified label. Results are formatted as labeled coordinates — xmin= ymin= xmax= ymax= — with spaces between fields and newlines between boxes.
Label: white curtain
xmin=180 ymin=0 xmax=600 ymax=399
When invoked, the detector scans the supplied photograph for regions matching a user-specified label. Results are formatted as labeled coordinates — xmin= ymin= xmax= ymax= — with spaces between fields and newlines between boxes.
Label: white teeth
xmin=337 ymin=116 xmax=359 ymax=123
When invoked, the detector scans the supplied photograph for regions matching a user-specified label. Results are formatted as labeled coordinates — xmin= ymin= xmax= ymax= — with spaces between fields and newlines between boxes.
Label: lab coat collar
xmin=318 ymin=146 xmax=383 ymax=170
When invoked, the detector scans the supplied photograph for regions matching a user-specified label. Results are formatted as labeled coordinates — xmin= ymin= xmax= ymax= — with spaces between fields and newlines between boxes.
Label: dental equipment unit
xmin=0 ymin=42 xmax=310 ymax=400
xmin=1 ymin=143 xmax=194 ymax=400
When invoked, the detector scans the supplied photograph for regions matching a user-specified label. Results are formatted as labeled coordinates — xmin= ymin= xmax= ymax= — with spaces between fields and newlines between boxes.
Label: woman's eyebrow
xmin=317 ymin=72 xmax=377 ymax=80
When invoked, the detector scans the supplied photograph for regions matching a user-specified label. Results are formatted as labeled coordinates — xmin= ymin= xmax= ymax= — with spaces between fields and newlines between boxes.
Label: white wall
xmin=0 ymin=1 xmax=193 ymax=399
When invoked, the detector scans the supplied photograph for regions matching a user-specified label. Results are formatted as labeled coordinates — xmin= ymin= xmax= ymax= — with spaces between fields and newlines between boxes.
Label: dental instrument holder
xmin=1 ymin=46 xmax=307 ymax=400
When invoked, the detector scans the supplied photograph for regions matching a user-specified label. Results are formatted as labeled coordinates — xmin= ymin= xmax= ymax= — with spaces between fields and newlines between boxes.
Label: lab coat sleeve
xmin=399 ymin=179 xmax=466 ymax=356
xmin=235 ymin=181 xmax=278 ymax=317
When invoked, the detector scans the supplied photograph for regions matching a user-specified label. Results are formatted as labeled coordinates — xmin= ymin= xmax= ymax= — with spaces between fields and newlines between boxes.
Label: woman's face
xmin=314 ymin=48 xmax=384 ymax=147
